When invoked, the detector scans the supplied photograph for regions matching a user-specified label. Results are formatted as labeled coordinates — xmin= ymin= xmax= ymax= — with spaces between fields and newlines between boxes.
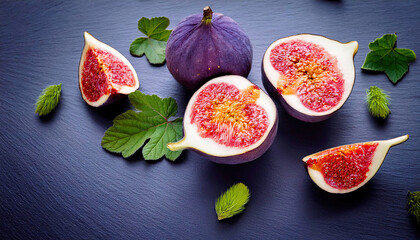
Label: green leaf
xmin=366 ymin=86 xmax=390 ymax=119
xmin=35 ymin=84 xmax=62 ymax=116
xmin=407 ymin=191 xmax=420 ymax=225
xmin=215 ymin=183 xmax=250 ymax=220
xmin=101 ymin=91 xmax=183 ymax=161
xmin=361 ymin=33 xmax=416 ymax=84
xmin=138 ymin=17 xmax=170 ymax=37
xmin=130 ymin=16 xmax=172 ymax=65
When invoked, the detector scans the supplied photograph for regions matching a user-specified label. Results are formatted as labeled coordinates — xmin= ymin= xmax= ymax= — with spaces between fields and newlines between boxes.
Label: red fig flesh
xmin=302 ymin=135 xmax=409 ymax=194
xmin=167 ymin=75 xmax=278 ymax=164
xmin=262 ymin=34 xmax=358 ymax=122
xmin=79 ymin=32 xmax=139 ymax=107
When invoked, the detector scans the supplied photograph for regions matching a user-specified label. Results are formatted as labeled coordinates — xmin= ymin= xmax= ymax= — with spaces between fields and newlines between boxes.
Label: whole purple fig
xmin=166 ymin=6 xmax=253 ymax=89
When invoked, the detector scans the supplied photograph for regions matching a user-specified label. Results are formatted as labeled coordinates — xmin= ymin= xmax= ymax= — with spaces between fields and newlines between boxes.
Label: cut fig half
xmin=79 ymin=32 xmax=139 ymax=107
xmin=262 ymin=34 xmax=358 ymax=122
xmin=167 ymin=75 xmax=278 ymax=164
xmin=302 ymin=135 xmax=409 ymax=194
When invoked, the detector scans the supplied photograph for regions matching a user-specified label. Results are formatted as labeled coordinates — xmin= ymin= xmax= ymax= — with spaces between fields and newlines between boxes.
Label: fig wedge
xmin=303 ymin=135 xmax=409 ymax=194
xmin=79 ymin=32 xmax=139 ymax=107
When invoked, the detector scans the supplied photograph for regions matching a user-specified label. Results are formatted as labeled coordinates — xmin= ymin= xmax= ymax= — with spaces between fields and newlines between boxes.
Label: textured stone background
xmin=1 ymin=0 xmax=419 ymax=239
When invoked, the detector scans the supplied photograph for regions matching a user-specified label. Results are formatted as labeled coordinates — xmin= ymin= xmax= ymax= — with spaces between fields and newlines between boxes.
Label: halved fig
xmin=302 ymin=135 xmax=409 ymax=194
xmin=262 ymin=34 xmax=358 ymax=122
xmin=167 ymin=75 xmax=278 ymax=164
xmin=79 ymin=32 xmax=139 ymax=107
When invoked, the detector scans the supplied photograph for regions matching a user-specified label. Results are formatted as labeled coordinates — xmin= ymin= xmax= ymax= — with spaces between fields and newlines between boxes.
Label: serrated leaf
xmin=130 ymin=38 xmax=167 ymax=64
xmin=35 ymin=84 xmax=62 ymax=116
xmin=138 ymin=17 xmax=170 ymax=37
xmin=102 ymin=91 xmax=183 ymax=161
xmin=408 ymin=191 xmax=420 ymax=225
xmin=129 ymin=90 xmax=178 ymax=119
xmin=163 ymin=119 xmax=183 ymax=161
xmin=215 ymin=183 xmax=250 ymax=220
xmin=101 ymin=110 xmax=158 ymax=158
xmin=130 ymin=16 xmax=172 ymax=65
xmin=129 ymin=38 xmax=147 ymax=57
xmin=361 ymin=33 xmax=416 ymax=84
xmin=142 ymin=118 xmax=183 ymax=161
xmin=150 ymin=30 xmax=172 ymax=41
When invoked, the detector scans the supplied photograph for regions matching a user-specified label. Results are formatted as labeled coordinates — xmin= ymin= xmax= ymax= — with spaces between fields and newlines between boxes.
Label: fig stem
xmin=202 ymin=6 xmax=213 ymax=24
xmin=346 ymin=41 xmax=359 ymax=56
xmin=385 ymin=134 xmax=409 ymax=147
xmin=167 ymin=138 xmax=188 ymax=151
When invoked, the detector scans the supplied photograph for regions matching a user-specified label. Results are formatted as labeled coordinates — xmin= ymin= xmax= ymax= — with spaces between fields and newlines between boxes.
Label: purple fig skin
xmin=261 ymin=63 xmax=334 ymax=123
xmin=166 ymin=9 xmax=252 ymax=90
xmin=191 ymin=112 xmax=278 ymax=165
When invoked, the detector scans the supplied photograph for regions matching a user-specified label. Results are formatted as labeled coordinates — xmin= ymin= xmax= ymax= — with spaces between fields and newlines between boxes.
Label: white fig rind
xmin=78 ymin=32 xmax=139 ymax=107
xmin=302 ymin=135 xmax=409 ymax=194
xmin=262 ymin=34 xmax=358 ymax=122
xmin=168 ymin=75 xmax=278 ymax=164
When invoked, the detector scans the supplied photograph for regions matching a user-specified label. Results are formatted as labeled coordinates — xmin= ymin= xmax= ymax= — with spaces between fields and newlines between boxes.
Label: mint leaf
xmin=366 ymin=86 xmax=390 ymax=119
xmin=408 ymin=191 xmax=420 ymax=225
xmin=215 ymin=183 xmax=250 ymax=220
xmin=361 ymin=33 xmax=416 ymax=84
xmin=35 ymin=84 xmax=62 ymax=116
xmin=101 ymin=91 xmax=183 ymax=161
xmin=130 ymin=17 xmax=172 ymax=65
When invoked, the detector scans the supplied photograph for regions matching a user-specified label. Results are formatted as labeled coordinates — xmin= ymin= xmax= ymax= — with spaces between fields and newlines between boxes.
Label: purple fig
xmin=166 ymin=6 xmax=252 ymax=89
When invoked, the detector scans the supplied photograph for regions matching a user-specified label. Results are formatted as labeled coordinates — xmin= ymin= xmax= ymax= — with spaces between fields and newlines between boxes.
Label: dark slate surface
xmin=1 ymin=0 xmax=419 ymax=239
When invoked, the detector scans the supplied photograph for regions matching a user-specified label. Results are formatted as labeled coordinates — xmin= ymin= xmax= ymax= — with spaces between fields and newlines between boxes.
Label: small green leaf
xmin=366 ymin=86 xmax=390 ymax=119
xmin=361 ymin=33 xmax=416 ymax=84
xmin=130 ymin=16 xmax=172 ymax=65
xmin=215 ymin=183 xmax=250 ymax=220
xmin=35 ymin=84 xmax=62 ymax=116
xmin=129 ymin=38 xmax=147 ymax=57
xmin=138 ymin=17 xmax=170 ymax=37
xmin=407 ymin=191 xmax=420 ymax=225
xmin=101 ymin=91 xmax=183 ymax=161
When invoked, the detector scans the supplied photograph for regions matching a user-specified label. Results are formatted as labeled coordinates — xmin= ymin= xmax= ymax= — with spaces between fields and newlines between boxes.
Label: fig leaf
xmin=35 ymin=84 xmax=62 ymax=116
xmin=362 ymin=33 xmax=416 ymax=84
xmin=102 ymin=91 xmax=183 ymax=161
xmin=130 ymin=16 xmax=172 ymax=65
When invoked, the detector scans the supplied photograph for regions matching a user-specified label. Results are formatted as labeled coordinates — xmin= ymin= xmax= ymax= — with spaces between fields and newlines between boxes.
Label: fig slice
xmin=302 ymin=135 xmax=409 ymax=194
xmin=262 ymin=34 xmax=358 ymax=122
xmin=79 ymin=32 xmax=139 ymax=107
xmin=167 ymin=75 xmax=278 ymax=165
